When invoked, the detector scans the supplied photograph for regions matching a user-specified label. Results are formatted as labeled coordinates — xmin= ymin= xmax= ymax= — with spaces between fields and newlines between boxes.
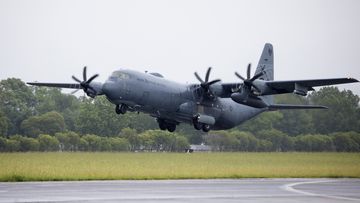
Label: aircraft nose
xmin=102 ymin=81 xmax=116 ymax=95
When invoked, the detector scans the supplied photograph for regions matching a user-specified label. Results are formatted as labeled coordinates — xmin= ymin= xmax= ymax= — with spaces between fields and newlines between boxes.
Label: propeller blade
xmin=83 ymin=66 xmax=87 ymax=81
xmin=205 ymin=67 xmax=212 ymax=83
xmin=86 ymin=74 xmax=99 ymax=84
xmin=246 ymin=63 xmax=251 ymax=79
xmin=72 ymin=76 xmax=82 ymax=83
xmin=235 ymin=72 xmax=246 ymax=81
xmin=70 ymin=89 xmax=80 ymax=94
xmin=207 ymin=79 xmax=221 ymax=86
xmin=194 ymin=72 xmax=204 ymax=83
xmin=250 ymin=71 xmax=264 ymax=81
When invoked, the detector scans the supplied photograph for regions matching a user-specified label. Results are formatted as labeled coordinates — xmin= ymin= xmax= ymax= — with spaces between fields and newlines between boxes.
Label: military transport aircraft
xmin=28 ymin=43 xmax=358 ymax=132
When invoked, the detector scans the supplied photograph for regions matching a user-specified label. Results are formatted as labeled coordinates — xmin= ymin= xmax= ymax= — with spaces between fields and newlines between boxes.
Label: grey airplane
xmin=28 ymin=43 xmax=358 ymax=132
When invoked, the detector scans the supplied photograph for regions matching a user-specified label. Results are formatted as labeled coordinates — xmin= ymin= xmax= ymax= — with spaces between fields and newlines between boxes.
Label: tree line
xmin=0 ymin=128 xmax=190 ymax=152
xmin=0 ymin=129 xmax=359 ymax=152
xmin=0 ymin=78 xmax=360 ymax=152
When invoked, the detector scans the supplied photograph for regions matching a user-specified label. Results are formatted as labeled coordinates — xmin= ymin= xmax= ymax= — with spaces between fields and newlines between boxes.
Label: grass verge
xmin=0 ymin=152 xmax=359 ymax=181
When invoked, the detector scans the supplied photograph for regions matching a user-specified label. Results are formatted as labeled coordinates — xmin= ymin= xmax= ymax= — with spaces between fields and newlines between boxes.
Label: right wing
xmin=264 ymin=78 xmax=358 ymax=95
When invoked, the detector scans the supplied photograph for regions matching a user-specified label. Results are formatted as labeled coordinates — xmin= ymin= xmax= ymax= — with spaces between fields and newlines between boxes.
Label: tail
xmin=256 ymin=43 xmax=274 ymax=104
xmin=256 ymin=43 xmax=328 ymax=110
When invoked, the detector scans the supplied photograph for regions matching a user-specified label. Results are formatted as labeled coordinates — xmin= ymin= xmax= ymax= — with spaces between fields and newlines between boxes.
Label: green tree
xmin=10 ymin=135 xmax=39 ymax=151
xmin=21 ymin=111 xmax=65 ymax=137
xmin=294 ymin=134 xmax=334 ymax=151
xmin=99 ymin=138 xmax=112 ymax=151
xmin=274 ymin=94 xmax=314 ymax=135
xmin=82 ymin=134 xmax=102 ymax=151
xmin=55 ymin=131 xmax=80 ymax=151
xmin=331 ymin=132 xmax=359 ymax=152
xmin=33 ymin=86 xmax=80 ymax=131
xmin=230 ymin=131 xmax=258 ymax=151
xmin=5 ymin=139 xmax=20 ymax=152
xmin=119 ymin=128 xmax=140 ymax=151
xmin=309 ymin=87 xmax=360 ymax=134
xmin=0 ymin=137 xmax=7 ymax=152
xmin=139 ymin=130 xmax=178 ymax=152
xmin=257 ymin=140 xmax=273 ymax=152
xmin=75 ymin=97 xmax=130 ymax=136
xmin=177 ymin=123 xmax=204 ymax=144
xmin=38 ymin=134 xmax=60 ymax=151
xmin=0 ymin=110 xmax=9 ymax=136
xmin=174 ymin=135 xmax=190 ymax=152
xmin=255 ymin=129 xmax=291 ymax=151
xmin=109 ymin=137 xmax=129 ymax=151
xmin=78 ymin=138 xmax=89 ymax=151
xmin=139 ymin=131 xmax=156 ymax=151
xmin=0 ymin=78 xmax=36 ymax=135
xmin=238 ymin=111 xmax=283 ymax=133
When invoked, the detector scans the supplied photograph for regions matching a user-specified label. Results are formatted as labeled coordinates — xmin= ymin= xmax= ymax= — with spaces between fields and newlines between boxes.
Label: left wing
xmin=27 ymin=82 xmax=81 ymax=89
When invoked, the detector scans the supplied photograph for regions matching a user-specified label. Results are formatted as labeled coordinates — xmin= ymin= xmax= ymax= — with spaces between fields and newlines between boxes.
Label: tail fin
xmin=257 ymin=43 xmax=274 ymax=104
xmin=255 ymin=43 xmax=274 ymax=81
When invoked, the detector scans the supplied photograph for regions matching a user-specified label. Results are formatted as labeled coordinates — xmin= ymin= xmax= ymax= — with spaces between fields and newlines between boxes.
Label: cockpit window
xmin=110 ymin=71 xmax=130 ymax=80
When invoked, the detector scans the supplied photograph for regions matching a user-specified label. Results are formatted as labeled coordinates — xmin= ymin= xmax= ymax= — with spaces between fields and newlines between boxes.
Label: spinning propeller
xmin=71 ymin=66 xmax=99 ymax=97
xmin=235 ymin=63 xmax=263 ymax=93
xmin=194 ymin=67 xmax=221 ymax=99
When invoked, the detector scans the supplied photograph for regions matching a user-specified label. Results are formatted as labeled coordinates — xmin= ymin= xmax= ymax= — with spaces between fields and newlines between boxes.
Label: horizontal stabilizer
xmin=268 ymin=104 xmax=328 ymax=110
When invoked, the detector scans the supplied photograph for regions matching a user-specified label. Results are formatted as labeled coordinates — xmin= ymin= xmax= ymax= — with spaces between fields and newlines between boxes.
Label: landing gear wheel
xmin=115 ymin=104 xmax=127 ymax=114
xmin=167 ymin=124 xmax=176 ymax=132
xmin=193 ymin=122 xmax=203 ymax=130
xmin=158 ymin=121 xmax=167 ymax=131
xmin=202 ymin=124 xmax=211 ymax=132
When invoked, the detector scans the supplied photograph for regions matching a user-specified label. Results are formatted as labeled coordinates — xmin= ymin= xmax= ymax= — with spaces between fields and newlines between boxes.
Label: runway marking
xmin=281 ymin=180 xmax=360 ymax=201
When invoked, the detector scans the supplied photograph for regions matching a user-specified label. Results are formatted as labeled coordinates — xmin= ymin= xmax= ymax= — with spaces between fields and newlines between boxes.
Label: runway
xmin=0 ymin=179 xmax=359 ymax=203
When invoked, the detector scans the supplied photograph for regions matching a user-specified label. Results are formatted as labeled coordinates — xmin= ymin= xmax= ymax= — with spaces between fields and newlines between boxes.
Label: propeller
xmin=71 ymin=66 xmax=99 ymax=97
xmin=234 ymin=63 xmax=263 ymax=94
xmin=194 ymin=67 xmax=221 ymax=99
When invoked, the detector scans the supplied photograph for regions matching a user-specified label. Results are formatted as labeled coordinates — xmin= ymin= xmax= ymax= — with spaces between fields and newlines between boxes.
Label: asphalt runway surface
xmin=0 ymin=179 xmax=359 ymax=203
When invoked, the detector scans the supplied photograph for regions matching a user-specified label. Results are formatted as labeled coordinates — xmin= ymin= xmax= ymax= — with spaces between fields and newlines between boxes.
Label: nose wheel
xmin=115 ymin=104 xmax=127 ymax=114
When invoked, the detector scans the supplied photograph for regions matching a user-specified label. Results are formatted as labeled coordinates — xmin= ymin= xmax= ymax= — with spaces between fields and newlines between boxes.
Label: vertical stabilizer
xmin=255 ymin=43 xmax=274 ymax=81
xmin=256 ymin=43 xmax=274 ymax=104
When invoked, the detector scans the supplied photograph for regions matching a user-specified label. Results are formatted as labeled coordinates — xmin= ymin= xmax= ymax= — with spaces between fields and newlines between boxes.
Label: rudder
xmin=255 ymin=43 xmax=274 ymax=81
xmin=256 ymin=43 xmax=274 ymax=104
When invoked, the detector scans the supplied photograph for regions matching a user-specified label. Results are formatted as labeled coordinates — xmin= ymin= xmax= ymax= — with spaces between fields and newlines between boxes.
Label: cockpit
xmin=108 ymin=71 xmax=131 ymax=81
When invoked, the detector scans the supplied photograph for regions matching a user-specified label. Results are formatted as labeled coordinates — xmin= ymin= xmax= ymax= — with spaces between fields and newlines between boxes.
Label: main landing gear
xmin=157 ymin=119 xmax=177 ymax=132
xmin=115 ymin=104 xmax=127 ymax=114
xmin=193 ymin=119 xmax=211 ymax=132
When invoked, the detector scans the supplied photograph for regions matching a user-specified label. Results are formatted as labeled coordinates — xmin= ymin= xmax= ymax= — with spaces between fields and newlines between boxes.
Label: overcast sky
xmin=0 ymin=0 xmax=359 ymax=95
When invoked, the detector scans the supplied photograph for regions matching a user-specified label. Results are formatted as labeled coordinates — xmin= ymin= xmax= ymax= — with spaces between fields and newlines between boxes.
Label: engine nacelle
xmin=231 ymin=92 xmax=268 ymax=108
xmin=293 ymin=83 xmax=308 ymax=96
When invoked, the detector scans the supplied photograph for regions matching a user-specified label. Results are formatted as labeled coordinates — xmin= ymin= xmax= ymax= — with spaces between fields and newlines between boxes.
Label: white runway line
xmin=281 ymin=180 xmax=360 ymax=201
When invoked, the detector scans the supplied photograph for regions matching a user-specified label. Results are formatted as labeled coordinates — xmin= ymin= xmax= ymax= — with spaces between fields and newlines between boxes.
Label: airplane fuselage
xmin=102 ymin=69 xmax=264 ymax=130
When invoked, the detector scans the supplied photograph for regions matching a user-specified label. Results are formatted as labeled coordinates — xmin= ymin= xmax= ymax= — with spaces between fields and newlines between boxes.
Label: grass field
xmin=0 ymin=152 xmax=359 ymax=181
